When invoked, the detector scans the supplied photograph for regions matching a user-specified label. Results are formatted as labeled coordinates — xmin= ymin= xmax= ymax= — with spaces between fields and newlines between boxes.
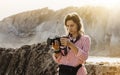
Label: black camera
xmin=47 ymin=36 xmax=61 ymax=46
xmin=47 ymin=35 xmax=69 ymax=47
xmin=47 ymin=35 xmax=69 ymax=56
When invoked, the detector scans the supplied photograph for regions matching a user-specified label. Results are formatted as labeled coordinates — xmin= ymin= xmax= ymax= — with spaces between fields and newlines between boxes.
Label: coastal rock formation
xmin=0 ymin=43 xmax=120 ymax=75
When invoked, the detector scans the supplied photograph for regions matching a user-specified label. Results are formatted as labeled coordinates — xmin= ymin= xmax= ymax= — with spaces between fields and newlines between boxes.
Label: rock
xmin=85 ymin=63 xmax=120 ymax=75
xmin=0 ymin=43 xmax=120 ymax=75
xmin=0 ymin=43 xmax=58 ymax=75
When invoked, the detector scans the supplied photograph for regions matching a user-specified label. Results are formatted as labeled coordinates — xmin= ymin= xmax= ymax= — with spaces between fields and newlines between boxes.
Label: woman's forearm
xmin=68 ymin=42 xmax=78 ymax=54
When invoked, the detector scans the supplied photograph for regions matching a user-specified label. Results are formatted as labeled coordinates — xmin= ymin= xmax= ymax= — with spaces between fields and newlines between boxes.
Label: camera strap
xmin=69 ymin=33 xmax=81 ymax=43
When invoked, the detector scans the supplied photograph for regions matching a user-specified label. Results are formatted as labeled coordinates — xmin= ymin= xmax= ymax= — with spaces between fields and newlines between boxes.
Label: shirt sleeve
xmin=75 ymin=36 xmax=91 ymax=62
xmin=52 ymin=53 xmax=62 ymax=63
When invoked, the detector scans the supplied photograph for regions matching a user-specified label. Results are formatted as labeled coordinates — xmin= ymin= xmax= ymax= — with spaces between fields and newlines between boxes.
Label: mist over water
xmin=0 ymin=6 xmax=120 ymax=57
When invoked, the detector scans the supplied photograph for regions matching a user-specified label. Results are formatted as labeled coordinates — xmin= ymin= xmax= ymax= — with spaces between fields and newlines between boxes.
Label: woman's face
xmin=65 ymin=20 xmax=78 ymax=35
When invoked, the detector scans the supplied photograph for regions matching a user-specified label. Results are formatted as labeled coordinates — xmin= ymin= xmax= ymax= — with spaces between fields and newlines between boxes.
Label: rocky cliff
xmin=0 ymin=43 xmax=120 ymax=75
xmin=0 ymin=43 xmax=58 ymax=75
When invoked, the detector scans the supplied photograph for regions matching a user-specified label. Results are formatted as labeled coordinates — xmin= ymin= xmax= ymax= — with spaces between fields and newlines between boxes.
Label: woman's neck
xmin=71 ymin=33 xmax=79 ymax=39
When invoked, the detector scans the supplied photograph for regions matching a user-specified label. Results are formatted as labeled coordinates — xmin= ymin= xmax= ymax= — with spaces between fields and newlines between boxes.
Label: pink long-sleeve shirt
xmin=53 ymin=35 xmax=91 ymax=75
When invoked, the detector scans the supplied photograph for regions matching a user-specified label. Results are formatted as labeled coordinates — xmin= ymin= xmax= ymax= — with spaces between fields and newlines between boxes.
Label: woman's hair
xmin=64 ymin=12 xmax=84 ymax=35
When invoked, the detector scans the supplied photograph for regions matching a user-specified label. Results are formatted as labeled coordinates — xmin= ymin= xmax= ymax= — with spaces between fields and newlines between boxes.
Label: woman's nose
xmin=67 ymin=26 xmax=71 ymax=31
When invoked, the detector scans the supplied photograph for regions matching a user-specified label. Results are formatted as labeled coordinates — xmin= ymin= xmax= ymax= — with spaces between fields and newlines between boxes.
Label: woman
xmin=52 ymin=12 xmax=91 ymax=75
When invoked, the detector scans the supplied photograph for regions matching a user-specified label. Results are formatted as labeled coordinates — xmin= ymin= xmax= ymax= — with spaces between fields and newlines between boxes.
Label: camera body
xmin=47 ymin=35 xmax=69 ymax=56
xmin=47 ymin=36 xmax=68 ymax=46
xmin=47 ymin=36 xmax=61 ymax=46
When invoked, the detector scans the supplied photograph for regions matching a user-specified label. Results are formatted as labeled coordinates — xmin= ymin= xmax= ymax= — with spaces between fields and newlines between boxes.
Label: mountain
xmin=0 ymin=6 xmax=120 ymax=56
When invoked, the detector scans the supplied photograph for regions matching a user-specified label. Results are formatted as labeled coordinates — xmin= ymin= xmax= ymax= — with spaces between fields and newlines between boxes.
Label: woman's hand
xmin=52 ymin=40 xmax=61 ymax=58
xmin=52 ymin=40 xmax=60 ymax=50
xmin=60 ymin=38 xmax=79 ymax=54
xmin=60 ymin=38 xmax=70 ymax=46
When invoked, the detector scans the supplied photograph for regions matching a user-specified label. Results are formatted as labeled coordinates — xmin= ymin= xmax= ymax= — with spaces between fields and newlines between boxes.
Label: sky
xmin=0 ymin=0 xmax=120 ymax=20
